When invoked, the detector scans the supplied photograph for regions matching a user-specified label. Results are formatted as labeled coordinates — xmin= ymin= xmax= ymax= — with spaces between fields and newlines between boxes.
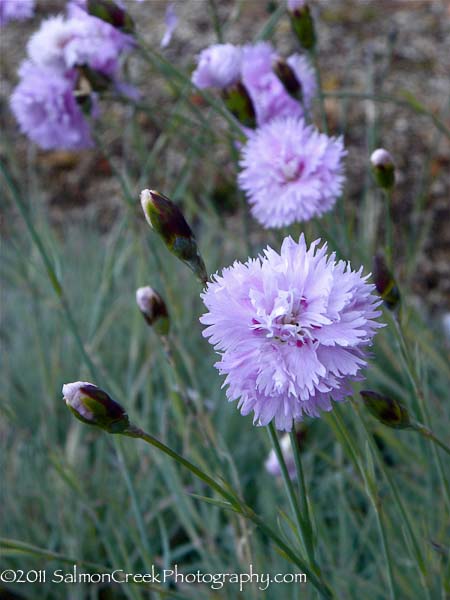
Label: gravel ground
xmin=1 ymin=0 xmax=449 ymax=310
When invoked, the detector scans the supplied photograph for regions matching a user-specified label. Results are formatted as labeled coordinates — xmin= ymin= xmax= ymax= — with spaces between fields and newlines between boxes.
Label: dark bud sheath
xmin=289 ymin=4 xmax=316 ymax=51
xmin=222 ymin=81 xmax=257 ymax=129
xmin=373 ymin=253 xmax=401 ymax=311
xmin=360 ymin=390 xmax=411 ymax=429
xmin=87 ymin=0 xmax=134 ymax=34
xmin=63 ymin=382 xmax=130 ymax=433
xmin=77 ymin=65 xmax=112 ymax=93
xmin=140 ymin=189 xmax=208 ymax=285
xmin=273 ymin=58 xmax=303 ymax=101
xmin=136 ymin=286 xmax=170 ymax=336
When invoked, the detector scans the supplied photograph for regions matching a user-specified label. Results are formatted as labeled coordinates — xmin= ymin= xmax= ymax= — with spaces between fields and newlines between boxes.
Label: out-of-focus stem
xmin=328 ymin=410 xmax=397 ymax=600
xmin=310 ymin=49 xmax=328 ymax=133
xmin=392 ymin=315 xmax=450 ymax=511
xmin=353 ymin=403 xmax=431 ymax=599
xmin=289 ymin=430 xmax=316 ymax=561
xmin=383 ymin=188 xmax=394 ymax=267
xmin=267 ymin=424 xmax=322 ymax=579
xmin=124 ymin=424 xmax=333 ymax=598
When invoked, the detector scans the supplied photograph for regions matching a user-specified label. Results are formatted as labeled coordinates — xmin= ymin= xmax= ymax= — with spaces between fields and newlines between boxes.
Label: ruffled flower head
xmin=0 ymin=0 xmax=35 ymax=27
xmin=10 ymin=61 xmax=93 ymax=150
xmin=27 ymin=11 xmax=132 ymax=77
xmin=200 ymin=235 xmax=383 ymax=431
xmin=238 ymin=116 xmax=346 ymax=228
xmin=192 ymin=43 xmax=242 ymax=89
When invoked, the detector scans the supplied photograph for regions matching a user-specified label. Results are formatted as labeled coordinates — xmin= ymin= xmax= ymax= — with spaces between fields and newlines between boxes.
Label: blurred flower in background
xmin=201 ymin=235 xmax=383 ymax=431
xmin=241 ymin=42 xmax=316 ymax=125
xmin=238 ymin=117 xmax=346 ymax=228
xmin=10 ymin=61 xmax=94 ymax=149
xmin=192 ymin=43 xmax=242 ymax=89
xmin=0 ymin=0 xmax=35 ymax=27
xmin=10 ymin=0 xmax=134 ymax=150
xmin=192 ymin=40 xmax=316 ymax=126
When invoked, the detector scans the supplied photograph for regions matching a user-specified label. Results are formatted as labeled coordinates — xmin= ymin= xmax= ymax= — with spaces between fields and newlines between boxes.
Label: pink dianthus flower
xmin=200 ymin=235 xmax=383 ymax=431
xmin=238 ymin=117 xmax=346 ymax=228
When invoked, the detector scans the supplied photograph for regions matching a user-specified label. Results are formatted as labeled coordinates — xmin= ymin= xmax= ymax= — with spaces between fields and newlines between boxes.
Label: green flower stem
xmin=328 ymin=410 xmax=397 ymax=600
xmin=310 ymin=49 xmax=328 ymax=134
xmin=383 ymin=188 xmax=394 ymax=267
xmin=352 ymin=402 xmax=431 ymax=599
xmin=267 ymin=424 xmax=321 ymax=581
xmin=289 ymin=430 xmax=316 ymax=561
xmin=267 ymin=424 xmax=306 ymax=544
xmin=392 ymin=315 xmax=450 ymax=511
xmin=125 ymin=424 xmax=332 ymax=599
xmin=413 ymin=423 xmax=450 ymax=456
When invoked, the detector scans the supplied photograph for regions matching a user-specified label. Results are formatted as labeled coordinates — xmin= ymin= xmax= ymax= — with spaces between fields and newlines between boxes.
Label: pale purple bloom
xmin=192 ymin=43 xmax=242 ymax=89
xmin=241 ymin=42 xmax=316 ymax=125
xmin=265 ymin=435 xmax=297 ymax=478
xmin=161 ymin=2 xmax=177 ymax=48
xmin=0 ymin=0 xmax=34 ymax=27
xmin=370 ymin=148 xmax=394 ymax=168
xmin=201 ymin=235 xmax=383 ymax=431
xmin=27 ymin=12 xmax=132 ymax=77
xmin=238 ymin=117 xmax=346 ymax=228
xmin=10 ymin=61 xmax=93 ymax=150
xmin=287 ymin=0 xmax=306 ymax=10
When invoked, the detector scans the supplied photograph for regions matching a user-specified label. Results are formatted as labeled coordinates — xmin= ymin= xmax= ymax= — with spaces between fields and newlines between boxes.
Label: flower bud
xmin=370 ymin=148 xmax=395 ymax=190
xmin=273 ymin=57 xmax=303 ymax=101
xmin=136 ymin=286 xmax=170 ymax=336
xmin=222 ymin=81 xmax=257 ymax=129
xmin=140 ymin=189 xmax=208 ymax=285
xmin=360 ymin=390 xmax=411 ymax=429
xmin=288 ymin=1 xmax=316 ymax=51
xmin=87 ymin=0 xmax=134 ymax=34
xmin=373 ymin=252 xmax=401 ymax=311
xmin=63 ymin=381 xmax=130 ymax=433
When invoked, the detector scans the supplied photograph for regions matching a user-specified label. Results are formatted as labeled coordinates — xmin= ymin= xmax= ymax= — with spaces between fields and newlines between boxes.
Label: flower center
xmin=280 ymin=157 xmax=304 ymax=183
xmin=251 ymin=294 xmax=311 ymax=346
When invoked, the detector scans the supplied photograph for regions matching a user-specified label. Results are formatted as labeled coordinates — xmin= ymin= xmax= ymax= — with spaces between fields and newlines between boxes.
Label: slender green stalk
xmin=310 ymin=49 xmax=328 ymax=133
xmin=392 ymin=316 xmax=450 ymax=511
xmin=413 ymin=423 xmax=450 ymax=456
xmin=353 ymin=404 xmax=431 ymax=599
xmin=207 ymin=0 xmax=223 ymax=42
xmin=267 ymin=424 xmax=323 ymax=583
xmin=383 ymin=188 xmax=394 ymax=266
xmin=371 ymin=499 xmax=396 ymax=600
xmin=289 ymin=430 xmax=316 ymax=561
xmin=328 ymin=410 xmax=397 ymax=600
xmin=124 ymin=424 xmax=332 ymax=598
xmin=267 ymin=424 xmax=306 ymax=545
